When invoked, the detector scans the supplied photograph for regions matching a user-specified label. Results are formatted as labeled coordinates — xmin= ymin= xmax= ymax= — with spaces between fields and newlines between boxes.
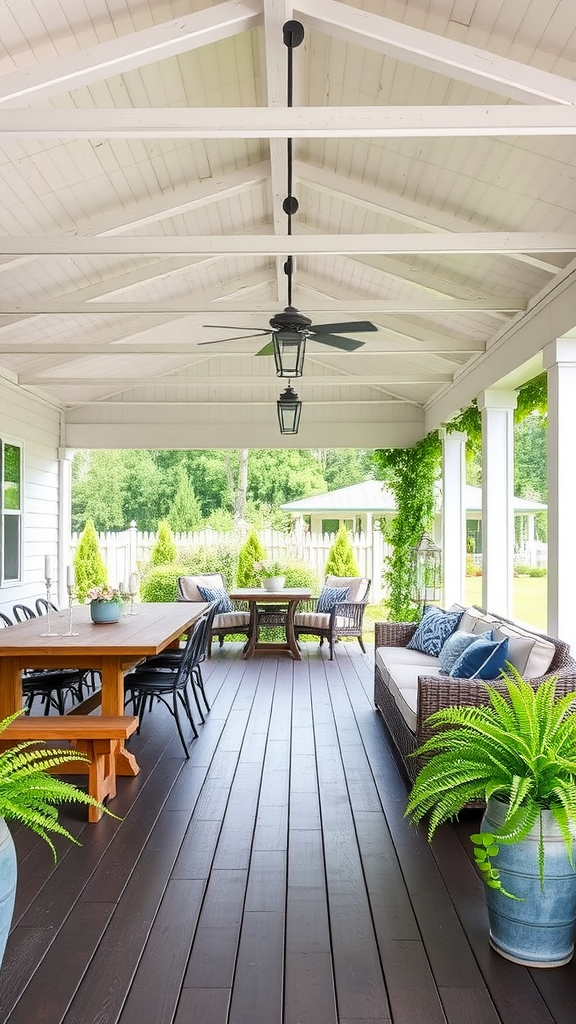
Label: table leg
xmin=242 ymin=603 xmax=259 ymax=660
xmin=285 ymin=601 xmax=302 ymax=661
xmin=100 ymin=657 xmax=139 ymax=777
xmin=0 ymin=659 xmax=24 ymax=719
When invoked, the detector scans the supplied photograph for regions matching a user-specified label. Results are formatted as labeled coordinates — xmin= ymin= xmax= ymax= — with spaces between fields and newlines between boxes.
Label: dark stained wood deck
xmin=1 ymin=642 xmax=575 ymax=1024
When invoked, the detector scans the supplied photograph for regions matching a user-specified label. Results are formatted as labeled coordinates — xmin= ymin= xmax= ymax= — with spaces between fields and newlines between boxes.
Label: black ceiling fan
xmin=199 ymin=20 xmax=378 ymax=366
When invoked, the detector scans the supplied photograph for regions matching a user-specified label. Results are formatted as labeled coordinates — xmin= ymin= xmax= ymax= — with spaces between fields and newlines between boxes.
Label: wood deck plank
xmin=1 ymin=644 xmax=575 ymax=1024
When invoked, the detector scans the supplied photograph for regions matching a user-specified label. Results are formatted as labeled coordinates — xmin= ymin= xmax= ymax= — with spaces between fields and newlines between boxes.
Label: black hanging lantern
xmin=410 ymin=534 xmax=442 ymax=608
xmin=272 ymin=331 xmax=306 ymax=377
xmin=277 ymin=384 xmax=302 ymax=434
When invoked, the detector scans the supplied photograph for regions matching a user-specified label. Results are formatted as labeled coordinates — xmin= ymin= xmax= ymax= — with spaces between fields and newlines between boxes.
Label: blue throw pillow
xmin=407 ymin=606 xmax=463 ymax=657
xmin=197 ymin=585 xmax=233 ymax=614
xmin=450 ymin=635 xmax=509 ymax=680
xmin=438 ymin=630 xmax=493 ymax=674
xmin=317 ymin=586 xmax=350 ymax=613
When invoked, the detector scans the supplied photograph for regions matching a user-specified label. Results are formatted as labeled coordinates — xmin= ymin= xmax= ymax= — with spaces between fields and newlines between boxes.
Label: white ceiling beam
xmin=19 ymin=373 xmax=452 ymax=386
xmin=0 ymin=1 xmax=262 ymax=106
xmin=294 ymin=161 xmax=563 ymax=275
xmin=0 ymin=297 xmax=523 ymax=313
xmin=0 ymin=234 xmax=570 ymax=256
xmin=0 ymin=337 xmax=483 ymax=355
xmin=2 ymin=105 xmax=576 ymax=137
xmin=295 ymin=0 xmax=576 ymax=104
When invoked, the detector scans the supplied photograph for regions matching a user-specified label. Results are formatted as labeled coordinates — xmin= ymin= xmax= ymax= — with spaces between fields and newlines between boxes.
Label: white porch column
xmin=543 ymin=339 xmax=576 ymax=651
xmin=57 ymin=447 xmax=73 ymax=608
xmin=439 ymin=428 xmax=467 ymax=607
xmin=477 ymin=390 xmax=517 ymax=617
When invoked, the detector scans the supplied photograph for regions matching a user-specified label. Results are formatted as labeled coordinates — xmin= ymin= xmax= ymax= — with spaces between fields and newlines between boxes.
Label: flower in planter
xmin=86 ymin=585 xmax=123 ymax=604
xmin=254 ymin=560 xmax=285 ymax=578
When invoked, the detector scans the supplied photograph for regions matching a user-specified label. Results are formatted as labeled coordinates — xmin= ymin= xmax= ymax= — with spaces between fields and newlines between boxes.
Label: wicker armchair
xmin=294 ymin=576 xmax=371 ymax=659
xmin=177 ymin=574 xmax=250 ymax=654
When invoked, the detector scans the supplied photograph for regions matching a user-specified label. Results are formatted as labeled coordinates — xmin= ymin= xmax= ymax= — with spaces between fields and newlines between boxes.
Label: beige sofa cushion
xmin=325 ymin=575 xmax=368 ymax=603
xmin=493 ymin=623 xmax=555 ymax=678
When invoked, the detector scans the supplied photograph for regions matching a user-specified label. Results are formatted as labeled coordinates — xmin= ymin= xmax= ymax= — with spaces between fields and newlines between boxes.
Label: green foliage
xmin=283 ymin=563 xmax=321 ymax=593
xmin=140 ymin=564 xmax=188 ymax=603
xmin=516 ymin=373 xmax=547 ymax=419
xmin=372 ymin=434 xmax=442 ymax=621
xmin=324 ymin=523 xmax=360 ymax=577
xmin=237 ymin=529 xmax=266 ymax=587
xmin=166 ymin=468 xmax=204 ymax=531
xmin=150 ymin=520 xmax=177 ymax=566
xmin=0 ymin=711 xmax=116 ymax=858
xmin=514 ymin=564 xmax=547 ymax=577
xmin=405 ymin=668 xmax=576 ymax=898
xmin=181 ymin=545 xmax=241 ymax=589
xmin=206 ymin=507 xmax=235 ymax=531
xmin=73 ymin=519 xmax=107 ymax=602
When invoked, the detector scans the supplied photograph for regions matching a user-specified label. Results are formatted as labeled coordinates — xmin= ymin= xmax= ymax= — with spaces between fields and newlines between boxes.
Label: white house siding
xmin=0 ymin=378 xmax=61 ymax=621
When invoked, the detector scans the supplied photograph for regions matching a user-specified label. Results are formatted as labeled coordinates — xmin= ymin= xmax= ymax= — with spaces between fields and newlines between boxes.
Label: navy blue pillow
xmin=197 ymin=585 xmax=233 ymax=614
xmin=450 ymin=636 xmax=509 ymax=680
xmin=438 ymin=629 xmax=493 ymax=674
xmin=407 ymin=606 xmax=463 ymax=657
xmin=317 ymin=586 xmax=350 ymax=613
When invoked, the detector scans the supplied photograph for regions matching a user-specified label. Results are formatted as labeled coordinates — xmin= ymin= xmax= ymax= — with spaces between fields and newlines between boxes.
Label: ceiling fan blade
xmin=310 ymin=320 xmax=378 ymax=335
xmin=315 ymin=336 xmax=365 ymax=352
xmin=198 ymin=332 xmax=271 ymax=345
xmin=255 ymin=341 xmax=275 ymax=356
xmin=202 ymin=325 xmax=270 ymax=334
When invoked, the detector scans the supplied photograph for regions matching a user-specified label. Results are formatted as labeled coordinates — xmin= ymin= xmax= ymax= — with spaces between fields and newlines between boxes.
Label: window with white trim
xmin=1 ymin=441 xmax=22 ymax=583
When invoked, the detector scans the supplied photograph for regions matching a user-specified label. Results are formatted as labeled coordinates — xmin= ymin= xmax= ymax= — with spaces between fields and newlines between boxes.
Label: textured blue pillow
xmin=438 ymin=630 xmax=493 ymax=674
xmin=407 ymin=606 xmax=463 ymax=657
xmin=450 ymin=635 xmax=509 ymax=680
xmin=197 ymin=585 xmax=233 ymax=614
xmin=317 ymin=586 xmax=350 ymax=613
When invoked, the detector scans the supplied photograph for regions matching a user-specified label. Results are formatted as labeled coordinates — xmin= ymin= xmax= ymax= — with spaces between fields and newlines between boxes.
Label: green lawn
xmin=363 ymin=574 xmax=548 ymax=645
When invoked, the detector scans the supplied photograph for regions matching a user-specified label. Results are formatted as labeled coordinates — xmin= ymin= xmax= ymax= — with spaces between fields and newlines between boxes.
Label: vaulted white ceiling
xmin=1 ymin=0 xmax=576 ymax=449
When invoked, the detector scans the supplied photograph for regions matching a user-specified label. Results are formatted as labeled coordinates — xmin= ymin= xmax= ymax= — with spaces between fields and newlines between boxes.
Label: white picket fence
xmin=70 ymin=522 xmax=387 ymax=602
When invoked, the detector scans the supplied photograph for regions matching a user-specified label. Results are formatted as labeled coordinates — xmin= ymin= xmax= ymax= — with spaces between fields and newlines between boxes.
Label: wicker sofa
xmin=374 ymin=605 xmax=576 ymax=784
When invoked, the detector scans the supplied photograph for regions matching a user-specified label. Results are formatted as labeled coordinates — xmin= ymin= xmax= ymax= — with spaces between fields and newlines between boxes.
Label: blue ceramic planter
xmin=90 ymin=600 xmax=121 ymax=624
xmin=0 ymin=818 xmax=17 ymax=971
xmin=482 ymin=797 xmax=576 ymax=967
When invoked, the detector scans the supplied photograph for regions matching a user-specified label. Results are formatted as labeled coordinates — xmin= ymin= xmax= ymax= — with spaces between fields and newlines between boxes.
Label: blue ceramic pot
xmin=0 ymin=818 xmax=17 ymax=970
xmin=90 ymin=600 xmax=121 ymax=623
xmin=482 ymin=796 xmax=576 ymax=967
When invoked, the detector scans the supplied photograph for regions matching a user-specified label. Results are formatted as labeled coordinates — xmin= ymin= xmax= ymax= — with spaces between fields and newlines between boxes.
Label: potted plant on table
xmin=254 ymin=560 xmax=287 ymax=592
xmin=0 ymin=711 xmax=115 ymax=970
xmin=86 ymin=585 xmax=124 ymax=623
xmin=405 ymin=667 xmax=576 ymax=967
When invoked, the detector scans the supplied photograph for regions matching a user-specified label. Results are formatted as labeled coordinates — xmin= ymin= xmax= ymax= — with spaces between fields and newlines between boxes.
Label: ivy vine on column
xmin=373 ymin=433 xmax=442 ymax=621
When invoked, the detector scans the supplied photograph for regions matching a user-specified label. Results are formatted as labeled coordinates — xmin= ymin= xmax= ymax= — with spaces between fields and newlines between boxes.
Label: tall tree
xmin=166 ymin=468 xmax=204 ymax=531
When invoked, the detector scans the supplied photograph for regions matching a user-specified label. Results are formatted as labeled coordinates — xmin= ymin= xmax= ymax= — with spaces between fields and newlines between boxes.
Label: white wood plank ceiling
xmin=1 ymin=0 xmax=576 ymax=449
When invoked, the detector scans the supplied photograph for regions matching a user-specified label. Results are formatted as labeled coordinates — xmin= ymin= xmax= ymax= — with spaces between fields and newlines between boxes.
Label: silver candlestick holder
xmin=40 ymin=579 xmax=60 ymax=637
xmin=62 ymin=585 xmax=79 ymax=636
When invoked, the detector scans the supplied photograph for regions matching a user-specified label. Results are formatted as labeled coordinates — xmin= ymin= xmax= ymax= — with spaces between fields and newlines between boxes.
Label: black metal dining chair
xmin=124 ymin=609 xmax=211 ymax=757
xmin=9 ymin=603 xmax=87 ymax=713
xmin=132 ymin=601 xmax=217 ymax=723
xmin=12 ymin=603 xmax=36 ymax=623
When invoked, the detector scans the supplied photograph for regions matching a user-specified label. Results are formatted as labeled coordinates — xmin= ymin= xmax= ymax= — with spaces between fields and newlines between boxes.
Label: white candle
xmin=44 ymin=555 xmax=54 ymax=580
xmin=129 ymin=573 xmax=138 ymax=594
xmin=66 ymin=565 xmax=75 ymax=587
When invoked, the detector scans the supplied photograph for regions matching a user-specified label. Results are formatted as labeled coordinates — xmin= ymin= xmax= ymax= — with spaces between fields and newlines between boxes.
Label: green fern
xmin=0 ymin=712 xmax=119 ymax=858
xmin=405 ymin=666 xmax=576 ymax=897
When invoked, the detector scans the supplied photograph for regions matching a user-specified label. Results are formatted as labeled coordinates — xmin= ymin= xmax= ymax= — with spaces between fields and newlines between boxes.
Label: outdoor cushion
xmin=438 ymin=629 xmax=493 ymax=674
xmin=213 ymin=610 xmax=250 ymax=629
xmin=492 ymin=624 xmax=556 ymax=678
xmin=317 ymin=585 xmax=350 ymax=613
xmin=324 ymin=575 xmax=368 ymax=603
xmin=407 ymin=606 xmax=463 ymax=657
xmin=197 ymin=585 xmax=233 ymax=614
xmin=450 ymin=635 xmax=508 ymax=679
xmin=178 ymin=574 xmax=226 ymax=603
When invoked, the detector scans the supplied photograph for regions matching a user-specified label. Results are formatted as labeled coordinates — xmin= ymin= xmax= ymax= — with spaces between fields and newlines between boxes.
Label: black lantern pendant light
xmin=274 ymin=22 xmax=305 ymax=380
xmin=277 ymin=383 xmax=302 ymax=434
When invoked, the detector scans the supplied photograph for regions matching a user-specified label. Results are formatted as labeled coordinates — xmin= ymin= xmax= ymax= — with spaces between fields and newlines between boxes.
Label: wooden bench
xmin=0 ymin=716 xmax=139 ymax=821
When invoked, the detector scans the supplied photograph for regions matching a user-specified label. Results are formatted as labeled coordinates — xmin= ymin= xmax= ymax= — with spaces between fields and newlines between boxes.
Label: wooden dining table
xmin=229 ymin=588 xmax=311 ymax=660
xmin=0 ymin=601 xmax=209 ymax=776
